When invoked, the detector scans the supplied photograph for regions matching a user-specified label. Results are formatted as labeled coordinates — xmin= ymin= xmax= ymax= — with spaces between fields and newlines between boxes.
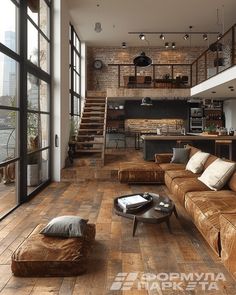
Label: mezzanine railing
xmin=108 ymin=24 xmax=236 ymax=89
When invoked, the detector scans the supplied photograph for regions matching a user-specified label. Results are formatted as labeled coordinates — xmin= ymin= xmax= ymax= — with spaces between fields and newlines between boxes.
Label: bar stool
xmin=215 ymin=140 xmax=232 ymax=160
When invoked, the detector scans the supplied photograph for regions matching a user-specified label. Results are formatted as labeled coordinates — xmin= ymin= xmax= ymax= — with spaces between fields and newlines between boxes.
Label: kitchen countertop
xmin=142 ymin=134 xmax=236 ymax=140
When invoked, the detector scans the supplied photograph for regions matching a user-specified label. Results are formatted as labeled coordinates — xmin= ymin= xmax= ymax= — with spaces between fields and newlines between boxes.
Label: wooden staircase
xmin=74 ymin=93 xmax=107 ymax=166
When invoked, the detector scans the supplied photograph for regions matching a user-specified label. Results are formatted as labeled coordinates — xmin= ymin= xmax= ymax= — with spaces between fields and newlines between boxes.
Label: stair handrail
xmin=102 ymin=97 xmax=108 ymax=166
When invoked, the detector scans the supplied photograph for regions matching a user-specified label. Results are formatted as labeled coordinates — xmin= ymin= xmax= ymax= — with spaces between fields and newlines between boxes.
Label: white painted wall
xmin=224 ymin=99 xmax=236 ymax=131
xmin=52 ymin=0 xmax=70 ymax=181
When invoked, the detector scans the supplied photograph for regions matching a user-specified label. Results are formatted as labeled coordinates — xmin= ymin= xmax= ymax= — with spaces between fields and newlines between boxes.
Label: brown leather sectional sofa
xmin=118 ymin=145 xmax=236 ymax=279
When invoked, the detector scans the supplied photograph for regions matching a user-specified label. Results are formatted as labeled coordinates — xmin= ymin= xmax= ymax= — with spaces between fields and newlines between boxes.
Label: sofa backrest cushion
xmin=185 ymin=145 xmax=201 ymax=158
xmin=198 ymin=158 xmax=236 ymax=191
xmin=185 ymin=151 xmax=210 ymax=173
xmin=203 ymin=154 xmax=218 ymax=170
xmin=228 ymin=171 xmax=236 ymax=192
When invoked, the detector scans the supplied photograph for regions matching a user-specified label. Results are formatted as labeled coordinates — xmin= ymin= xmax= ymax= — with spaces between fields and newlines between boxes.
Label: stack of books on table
xmin=118 ymin=195 xmax=149 ymax=211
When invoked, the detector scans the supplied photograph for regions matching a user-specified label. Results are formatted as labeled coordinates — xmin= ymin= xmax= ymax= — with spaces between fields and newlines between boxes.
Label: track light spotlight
xmin=165 ymin=42 xmax=169 ymax=48
xmin=139 ymin=33 xmax=146 ymax=40
xmin=172 ymin=42 xmax=175 ymax=49
xmin=217 ymin=33 xmax=223 ymax=40
xmin=183 ymin=34 xmax=189 ymax=40
xmin=160 ymin=34 xmax=165 ymax=40
xmin=122 ymin=42 xmax=127 ymax=48
xmin=203 ymin=34 xmax=208 ymax=41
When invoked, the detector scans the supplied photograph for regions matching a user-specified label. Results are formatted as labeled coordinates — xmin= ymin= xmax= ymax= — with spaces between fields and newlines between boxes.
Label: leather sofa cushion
xmin=170 ymin=177 xmax=210 ymax=206
xmin=186 ymin=144 xmax=201 ymax=158
xmin=159 ymin=163 xmax=185 ymax=171
xmin=155 ymin=153 xmax=173 ymax=164
xmin=11 ymin=223 xmax=96 ymax=277
xmin=229 ymin=171 xmax=236 ymax=192
xmin=164 ymin=170 xmax=198 ymax=192
xmin=185 ymin=191 xmax=236 ymax=256
xmin=118 ymin=162 xmax=164 ymax=183
xmin=220 ymin=213 xmax=236 ymax=280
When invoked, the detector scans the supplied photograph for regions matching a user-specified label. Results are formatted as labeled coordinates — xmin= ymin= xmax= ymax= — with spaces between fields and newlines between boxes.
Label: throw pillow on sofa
xmin=198 ymin=158 xmax=236 ymax=191
xmin=171 ymin=148 xmax=190 ymax=164
xmin=186 ymin=151 xmax=210 ymax=173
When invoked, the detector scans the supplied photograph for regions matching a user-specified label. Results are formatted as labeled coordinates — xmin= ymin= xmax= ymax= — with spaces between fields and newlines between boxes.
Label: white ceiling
xmin=68 ymin=0 xmax=236 ymax=47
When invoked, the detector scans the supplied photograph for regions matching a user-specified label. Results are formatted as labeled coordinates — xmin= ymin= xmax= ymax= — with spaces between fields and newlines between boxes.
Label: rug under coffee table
xmin=114 ymin=193 xmax=178 ymax=236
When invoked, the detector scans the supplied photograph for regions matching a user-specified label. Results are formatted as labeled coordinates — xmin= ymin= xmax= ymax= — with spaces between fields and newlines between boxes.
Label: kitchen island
xmin=142 ymin=134 xmax=236 ymax=161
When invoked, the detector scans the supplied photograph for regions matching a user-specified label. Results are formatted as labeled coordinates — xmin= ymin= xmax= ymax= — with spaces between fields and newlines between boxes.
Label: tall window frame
xmin=69 ymin=24 xmax=81 ymax=123
xmin=0 ymin=0 xmax=52 ymax=220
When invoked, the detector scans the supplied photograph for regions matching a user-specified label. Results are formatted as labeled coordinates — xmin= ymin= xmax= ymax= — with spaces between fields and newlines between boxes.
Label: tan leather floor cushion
xmin=220 ymin=213 xmax=236 ymax=279
xmin=185 ymin=191 xmax=236 ymax=256
xmin=11 ymin=223 xmax=96 ymax=277
xmin=165 ymin=170 xmax=198 ymax=192
xmin=118 ymin=162 xmax=164 ymax=183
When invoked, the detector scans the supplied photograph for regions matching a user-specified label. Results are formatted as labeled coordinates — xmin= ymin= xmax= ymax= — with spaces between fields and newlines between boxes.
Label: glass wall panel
xmin=27 ymin=113 xmax=49 ymax=151
xmin=27 ymin=0 xmax=39 ymax=25
xmin=0 ymin=109 xmax=18 ymax=163
xmin=40 ymin=34 xmax=50 ymax=73
xmin=27 ymin=149 xmax=49 ymax=193
xmin=40 ymin=0 xmax=50 ymax=37
xmin=27 ymin=20 xmax=39 ymax=65
xmin=0 ymin=0 xmax=18 ymax=53
xmin=0 ymin=160 xmax=19 ymax=218
xmin=0 ymin=53 xmax=19 ymax=107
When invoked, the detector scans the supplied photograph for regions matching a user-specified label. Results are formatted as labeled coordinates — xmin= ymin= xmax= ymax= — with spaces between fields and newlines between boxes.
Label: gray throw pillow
xmin=40 ymin=215 xmax=88 ymax=238
xmin=171 ymin=148 xmax=190 ymax=164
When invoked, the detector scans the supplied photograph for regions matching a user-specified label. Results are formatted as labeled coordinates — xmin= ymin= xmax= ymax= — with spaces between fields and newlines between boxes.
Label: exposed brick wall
xmin=87 ymin=46 xmax=205 ymax=90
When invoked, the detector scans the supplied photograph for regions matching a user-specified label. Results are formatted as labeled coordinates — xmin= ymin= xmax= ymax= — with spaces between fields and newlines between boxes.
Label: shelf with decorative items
xmin=106 ymin=103 xmax=125 ymax=133
xmin=204 ymin=100 xmax=224 ymax=128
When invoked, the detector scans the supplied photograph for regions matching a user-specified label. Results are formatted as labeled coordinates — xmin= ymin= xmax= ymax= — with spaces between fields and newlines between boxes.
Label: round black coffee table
xmin=114 ymin=193 xmax=178 ymax=236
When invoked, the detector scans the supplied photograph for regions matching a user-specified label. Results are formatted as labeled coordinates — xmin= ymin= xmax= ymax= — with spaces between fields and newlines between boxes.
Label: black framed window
xmin=69 ymin=24 xmax=81 ymax=125
xmin=0 ymin=0 xmax=51 ymax=219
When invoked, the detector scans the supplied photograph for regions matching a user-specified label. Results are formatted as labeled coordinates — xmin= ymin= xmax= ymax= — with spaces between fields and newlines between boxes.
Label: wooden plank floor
xmin=0 ymin=180 xmax=235 ymax=294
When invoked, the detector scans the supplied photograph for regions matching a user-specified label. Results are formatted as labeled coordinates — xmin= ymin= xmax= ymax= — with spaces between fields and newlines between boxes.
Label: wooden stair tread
xmin=80 ymin=123 xmax=104 ymax=125
xmin=78 ymin=129 xmax=104 ymax=131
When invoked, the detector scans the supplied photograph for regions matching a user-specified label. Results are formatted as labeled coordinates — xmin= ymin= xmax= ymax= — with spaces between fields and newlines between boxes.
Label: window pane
xmin=0 ymin=0 xmax=18 ymax=53
xmin=27 ymin=0 xmax=39 ymax=25
xmin=0 ymin=109 xmax=19 ymax=163
xmin=0 ymin=53 xmax=19 ymax=107
xmin=27 ymin=20 xmax=39 ymax=65
xmin=28 ymin=74 xmax=49 ymax=112
xmin=0 ymin=160 xmax=19 ymax=218
xmin=73 ymin=97 xmax=79 ymax=115
xmin=40 ymin=34 xmax=50 ymax=72
xmin=27 ymin=73 xmax=39 ymax=110
xmin=40 ymin=0 xmax=50 ymax=37
xmin=27 ymin=148 xmax=49 ymax=192
xmin=27 ymin=113 xmax=49 ymax=151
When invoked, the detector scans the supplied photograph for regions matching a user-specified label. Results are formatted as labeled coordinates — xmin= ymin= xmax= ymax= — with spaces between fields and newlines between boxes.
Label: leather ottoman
xmin=118 ymin=162 xmax=164 ymax=183
xmin=11 ymin=223 xmax=96 ymax=277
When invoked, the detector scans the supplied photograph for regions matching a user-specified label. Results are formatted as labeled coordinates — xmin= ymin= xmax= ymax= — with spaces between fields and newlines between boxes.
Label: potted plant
xmin=27 ymin=135 xmax=41 ymax=186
